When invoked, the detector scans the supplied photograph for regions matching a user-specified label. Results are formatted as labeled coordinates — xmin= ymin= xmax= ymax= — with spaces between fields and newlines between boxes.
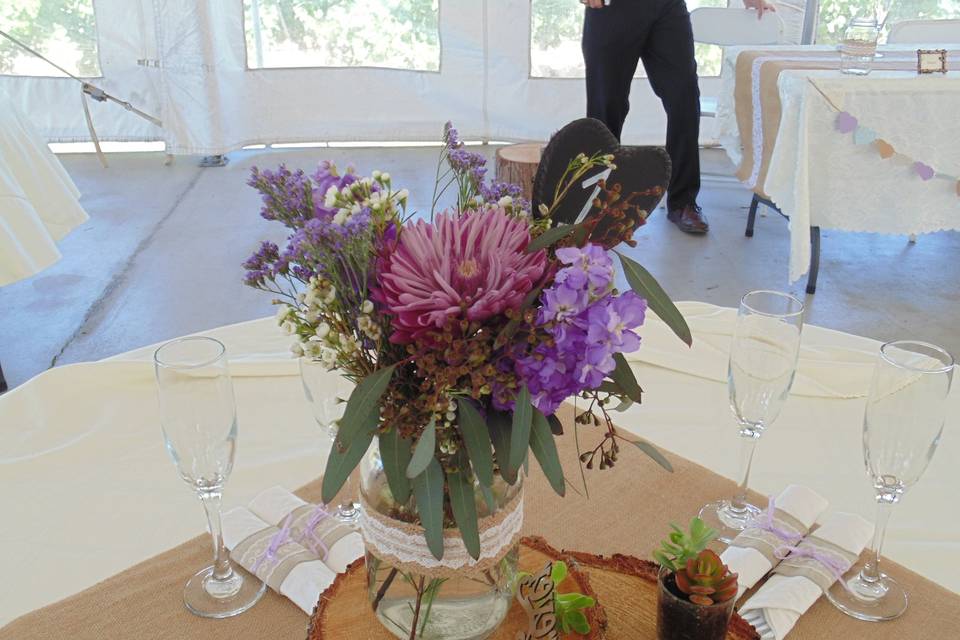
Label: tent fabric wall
xmin=0 ymin=0 xmax=751 ymax=153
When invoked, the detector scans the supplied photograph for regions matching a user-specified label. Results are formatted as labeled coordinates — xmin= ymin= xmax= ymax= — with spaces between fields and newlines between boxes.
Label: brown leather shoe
xmin=666 ymin=203 xmax=709 ymax=234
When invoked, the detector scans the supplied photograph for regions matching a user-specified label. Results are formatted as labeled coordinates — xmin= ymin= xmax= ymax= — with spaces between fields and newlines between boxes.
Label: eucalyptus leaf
xmin=456 ymin=398 xmax=495 ymax=487
xmin=480 ymin=483 xmax=497 ymax=515
xmin=525 ymin=222 xmax=583 ymax=253
xmin=624 ymin=436 xmax=674 ymax=472
xmin=546 ymin=413 xmax=563 ymax=436
xmin=335 ymin=364 xmax=397 ymax=450
xmin=487 ymin=410 xmax=517 ymax=484
xmin=508 ymin=386 xmax=533 ymax=473
xmin=412 ymin=457 xmax=445 ymax=560
xmin=378 ymin=427 xmax=412 ymax=504
xmin=321 ymin=426 xmax=374 ymax=504
xmin=446 ymin=465 xmax=481 ymax=560
xmin=530 ymin=409 xmax=565 ymax=497
xmin=406 ymin=417 xmax=436 ymax=479
xmin=610 ymin=353 xmax=642 ymax=403
xmin=616 ymin=251 xmax=692 ymax=347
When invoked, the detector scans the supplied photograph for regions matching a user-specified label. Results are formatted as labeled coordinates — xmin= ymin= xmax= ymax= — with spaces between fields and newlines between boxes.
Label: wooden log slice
xmin=307 ymin=537 xmax=758 ymax=640
xmin=495 ymin=143 xmax=543 ymax=202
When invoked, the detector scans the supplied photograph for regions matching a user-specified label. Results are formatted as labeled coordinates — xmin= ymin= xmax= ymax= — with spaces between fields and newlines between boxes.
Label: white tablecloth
xmin=0 ymin=91 xmax=88 ymax=286
xmin=717 ymin=46 xmax=960 ymax=282
xmin=0 ymin=302 xmax=957 ymax=625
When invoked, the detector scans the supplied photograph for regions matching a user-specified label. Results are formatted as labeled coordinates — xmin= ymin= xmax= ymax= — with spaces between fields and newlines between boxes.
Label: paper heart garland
xmin=835 ymin=111 xmax=858 ymax=134
xmin=914 ymin=162 xmax=936 ymax=181
xmin=853 ymin=127 xmax=877 ymax=145
xmin=875 ymin=139 xmax=895 ymax=159
xmin=532 ymin=118 xmax=670 ymax=240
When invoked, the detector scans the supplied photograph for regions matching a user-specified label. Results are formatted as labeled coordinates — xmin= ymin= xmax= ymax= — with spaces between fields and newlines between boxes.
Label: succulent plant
xmin=674 ymin=549 xmax=738 ymax=606
xmin=653 ymin=517 xmax=716 ymax=573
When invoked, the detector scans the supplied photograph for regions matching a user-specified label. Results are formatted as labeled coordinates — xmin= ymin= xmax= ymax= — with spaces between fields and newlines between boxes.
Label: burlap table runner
xmin=4 ymin=404 xmax=958 ymax=639
xmin=732 ymin=49 xmax=922 ymax=197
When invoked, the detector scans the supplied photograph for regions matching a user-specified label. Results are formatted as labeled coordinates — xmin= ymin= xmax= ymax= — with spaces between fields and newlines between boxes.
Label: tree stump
xmin=495 ymin=143 xmax=543 ymax=202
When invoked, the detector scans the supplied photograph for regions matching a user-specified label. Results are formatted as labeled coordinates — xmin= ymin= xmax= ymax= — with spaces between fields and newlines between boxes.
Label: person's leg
xmin=582 ymin=3 xmax=649 ymax=140
xmin=640 ymin=0 xmax=702 ymax=213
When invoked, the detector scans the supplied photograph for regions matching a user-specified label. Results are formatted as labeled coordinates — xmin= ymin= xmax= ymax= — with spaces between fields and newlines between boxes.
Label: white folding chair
xmin=690 ymin=7 xmax=785 ymax=116
xmin=888 ymin=19 xmax=960 ymax=45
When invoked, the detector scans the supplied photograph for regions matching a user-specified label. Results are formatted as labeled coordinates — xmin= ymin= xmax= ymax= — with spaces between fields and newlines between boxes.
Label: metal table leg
xmin=806 ymin=226 xmax=821 ymax=295
xmin=746 ymin=194 xmax=759 ymax=237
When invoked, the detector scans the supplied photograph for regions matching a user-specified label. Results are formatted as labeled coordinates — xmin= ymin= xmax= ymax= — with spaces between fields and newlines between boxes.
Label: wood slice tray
xmin=308 ymin=537 xmax=758 ymax=639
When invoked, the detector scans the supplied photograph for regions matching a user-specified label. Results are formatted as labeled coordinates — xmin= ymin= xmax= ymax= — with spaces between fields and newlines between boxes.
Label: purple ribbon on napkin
xmin=773 ymin=543 xmax=855 ymax=595
xmin=252 ymin=513 xmax=294 ymax=573
xmin=298 ymin=504 xmax=332 ymax=560
xmin=749 ymin=496 xmax=804 ymax=545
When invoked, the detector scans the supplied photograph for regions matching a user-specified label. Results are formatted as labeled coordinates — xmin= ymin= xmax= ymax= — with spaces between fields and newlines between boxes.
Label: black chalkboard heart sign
xmin=532 ymin=118 xmax=671 ymax=246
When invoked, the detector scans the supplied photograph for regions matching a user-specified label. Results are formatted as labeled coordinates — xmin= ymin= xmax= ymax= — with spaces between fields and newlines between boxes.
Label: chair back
xmin=888 ymin=19 xmax=960 ymax=45
xmin=690 ymin=7 xmax=785 ymax=46
xmin=887 ymin=20 xmax=960 ymax=44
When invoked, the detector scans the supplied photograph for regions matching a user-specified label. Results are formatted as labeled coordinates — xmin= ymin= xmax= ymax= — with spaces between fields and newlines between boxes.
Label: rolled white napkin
xmin=739 ymin=512 xmax=874 ymax=640
xmin=720 ymin=485 xmax=829 ymax=599
xmin=248 ymin=485 xmax=364 ymax=573
xmin=222 ymin=507 xmax=338 ymax=614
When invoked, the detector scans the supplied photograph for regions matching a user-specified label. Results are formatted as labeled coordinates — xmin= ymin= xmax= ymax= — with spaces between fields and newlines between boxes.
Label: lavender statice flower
xmin=448 ymin=148 xmax=488 ymax=185
xmin=443 ymin=121 xmax=463 ymax=149
xmin=512 ymin=243 xmax=647 ymax=415
xmin=242 ymin=241 xmax=281 ymax=286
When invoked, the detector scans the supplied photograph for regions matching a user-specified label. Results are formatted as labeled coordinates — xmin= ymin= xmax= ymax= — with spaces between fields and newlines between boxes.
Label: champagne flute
xmin=699 ymin=290 xmax=804 ymax=542
xmin=155 ymin=337 xmax=266 ymax=618
xmin=827 ymin=340 xmax=954 ymax=621
xmin=299 ymin=357 xmax=359 ymax=524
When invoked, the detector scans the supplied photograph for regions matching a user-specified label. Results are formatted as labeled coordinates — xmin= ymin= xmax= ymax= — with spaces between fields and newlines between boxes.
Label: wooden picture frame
xmin=917 ymin=49 xmax=948 ymax=75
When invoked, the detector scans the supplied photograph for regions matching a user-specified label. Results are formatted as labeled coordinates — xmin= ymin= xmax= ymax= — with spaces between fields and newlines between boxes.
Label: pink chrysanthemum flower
xmin=377 ymin=207 xmax=547 ymax=343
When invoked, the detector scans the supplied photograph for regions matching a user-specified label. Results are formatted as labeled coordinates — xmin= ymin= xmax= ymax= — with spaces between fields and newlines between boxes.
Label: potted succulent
xmin=654 ymin=518 xmax=738 ymax=640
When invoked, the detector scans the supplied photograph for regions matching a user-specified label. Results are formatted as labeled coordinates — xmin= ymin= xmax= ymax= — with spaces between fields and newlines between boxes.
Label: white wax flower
xmin=361 ymin=300 xmax=374 ymax=314
xmin=498 ymin=196 xmax=513 ymax=207
xmin=324 ymin=185 xmax=339 ymax=207
xmin=324 ymin=287 xmax=337 ymax=304
xmin=315 ymin=322 xmax=331 ymax=339
xmin=332 ymin=210 xmax=348 ymax=226
xmin=275 ymin=305 xmax=291 ymax=321
xmin=320 ymin=347 xmax=337 ymax=367
xmin=397 ymin=189 xmax=409 ymax=202
xmin=372 ymin=170 xmax=381 ymax=179
xmin=381 ymin=172 xmax=390 ymax=182
xmin=291 ymin=342 xmax=304 ymax=357
xmin=281 ymin=321 xmax=296 ymax=336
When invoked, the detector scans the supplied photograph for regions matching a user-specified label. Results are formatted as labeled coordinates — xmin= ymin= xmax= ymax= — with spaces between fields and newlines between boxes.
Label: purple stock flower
xmin=511 ymin=243 xmax=647 ymax=415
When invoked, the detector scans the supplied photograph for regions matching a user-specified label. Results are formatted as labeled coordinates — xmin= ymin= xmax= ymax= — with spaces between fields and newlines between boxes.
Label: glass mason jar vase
xmin=840 ymin=16 xmax=880 ymax=76
xmin=656 ymin=567 xmax=734 ymax=640
xmin=359 ymin=437 xmax=522 ymax=640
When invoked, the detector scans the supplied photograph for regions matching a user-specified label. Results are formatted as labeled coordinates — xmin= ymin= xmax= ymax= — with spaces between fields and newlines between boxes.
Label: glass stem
xmin=860 ymin=496 xmax=895 ymax=584
xmin=731 ymin=427 xmax=762 ymax=512
xmin=200 ymin=490 xmax=233 ymax=582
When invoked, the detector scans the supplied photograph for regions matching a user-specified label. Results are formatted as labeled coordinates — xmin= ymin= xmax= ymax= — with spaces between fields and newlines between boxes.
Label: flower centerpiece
xmin=244 ymin=122 xmax=690 ymax=640
xmin=654 ymin=518 xmax=738 ymax=640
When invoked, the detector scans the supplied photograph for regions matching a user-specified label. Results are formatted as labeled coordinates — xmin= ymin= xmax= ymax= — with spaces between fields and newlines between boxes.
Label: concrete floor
xmin=2 ymin=146 xmax=959 ymax=389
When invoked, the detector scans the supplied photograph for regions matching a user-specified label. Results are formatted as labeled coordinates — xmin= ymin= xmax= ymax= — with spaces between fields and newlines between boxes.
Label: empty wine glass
xmin=827 ymin=340 xmax=954 ymax=621
xmin=155 ymin=337 xmax=266 ymax=618
xmin=299 ymin=357 xmax=359 ymax=524
xmin=699 ymin=290 xmax=804 ymax=542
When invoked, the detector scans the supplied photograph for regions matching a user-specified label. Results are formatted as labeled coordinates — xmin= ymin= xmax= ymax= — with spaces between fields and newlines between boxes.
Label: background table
xmin=717 ymin=46 xmax=960 ymax=283
xmin=1 ymin=302 xmax=958 ymax=628
xmin=0 ymin=89 xmax=89 ymax=287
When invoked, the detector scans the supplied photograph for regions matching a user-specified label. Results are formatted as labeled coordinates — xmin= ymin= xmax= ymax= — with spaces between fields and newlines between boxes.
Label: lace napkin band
xmin=231 ymin=505 xmax=354 ymax=590
xmin=772 ymin=535 xmax=859 ymax=593
xmin=359 ymin=490 xmax=523 ymax=580
xmin=729 ymin=506 xmax=807 ymax=567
